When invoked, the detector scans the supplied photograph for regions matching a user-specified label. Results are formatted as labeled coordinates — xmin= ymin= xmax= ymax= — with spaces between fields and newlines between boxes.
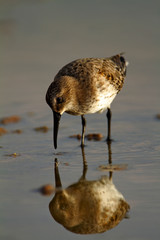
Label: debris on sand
xmin=69 ymin=133 xmax=103 ymax=141
xmin=0 ymin=115 xmax=21 ymax=125
xmin=34 ymin=126 xmax=49 ymax=133
xmin=156 ymin=114 xmax=160 ymax=120
xmin=39 ymin=184 xmax=55 ymax=196
xmin=99 ymin=164 xmax=128 ymax=171
xmin=86 ymin=133 xmax=103 ymax=141
xmin=5 ymin=153 xmax=21 ymax=157
xmin=69 ymin=134 xmax=81 ymax=140
xmin=0 ymin=127 xmax=8 ymax=136
xmin=11 ymin=129 xmax=22 ymax=134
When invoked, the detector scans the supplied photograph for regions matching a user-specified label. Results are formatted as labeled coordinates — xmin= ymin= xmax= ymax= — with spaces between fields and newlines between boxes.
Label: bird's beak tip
xmin=54 ymin=144 xmax=57 ymax=150
xmin=53 ymin=111 xmax=61 ymax=150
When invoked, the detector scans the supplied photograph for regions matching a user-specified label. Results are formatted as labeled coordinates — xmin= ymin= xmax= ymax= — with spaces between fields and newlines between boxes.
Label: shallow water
xmin=0 ymin=0 xmax=160 ymax=239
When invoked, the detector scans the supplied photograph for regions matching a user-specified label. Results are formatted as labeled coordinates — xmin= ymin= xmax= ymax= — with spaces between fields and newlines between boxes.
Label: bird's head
xmin=46 ymin=76 xmax=77 ymax=149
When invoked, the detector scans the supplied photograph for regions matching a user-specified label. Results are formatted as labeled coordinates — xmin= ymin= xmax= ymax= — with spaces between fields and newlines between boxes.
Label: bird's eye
xmin=56 ymin=97 xmax=63 ymax=104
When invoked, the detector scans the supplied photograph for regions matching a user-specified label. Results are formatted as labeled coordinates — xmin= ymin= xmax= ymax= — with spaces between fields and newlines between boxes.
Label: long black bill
xmin=53 ymin=111 xmax=61 ymax=149
xmin=54 ymin=158 xmax=62 ymax=188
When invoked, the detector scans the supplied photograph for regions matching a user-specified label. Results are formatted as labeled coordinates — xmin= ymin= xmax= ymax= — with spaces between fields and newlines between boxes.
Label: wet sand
xmin=0 ymin=1 xmax=160 ymax=239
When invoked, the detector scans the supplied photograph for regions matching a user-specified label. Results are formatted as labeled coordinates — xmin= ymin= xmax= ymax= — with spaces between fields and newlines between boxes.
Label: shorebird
xmin=46 ymin=53 xmax=128 ymax=149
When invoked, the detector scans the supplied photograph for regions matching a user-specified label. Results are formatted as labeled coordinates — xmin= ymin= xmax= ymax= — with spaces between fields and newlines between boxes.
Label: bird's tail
xmin=111 ymin=53 xmax=128 ymax=77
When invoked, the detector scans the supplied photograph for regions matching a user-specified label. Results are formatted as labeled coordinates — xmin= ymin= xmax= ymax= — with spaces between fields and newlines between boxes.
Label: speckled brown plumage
xmin=55 ymin=54 xmax=126 ymax=92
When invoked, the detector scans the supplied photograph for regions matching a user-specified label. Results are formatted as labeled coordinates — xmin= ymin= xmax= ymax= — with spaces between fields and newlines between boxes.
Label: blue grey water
xmin=0 ymin=0 xmax=160 ymax=239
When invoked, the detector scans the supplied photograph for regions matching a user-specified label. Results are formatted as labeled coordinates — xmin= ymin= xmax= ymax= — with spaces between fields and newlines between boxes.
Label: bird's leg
xmin=106 ymin=108 xmax=112 ymax=142
xmin=107 ymin=140 xmax=112 ymax=165
xmin=79 ymin=146 xmax=88 ymax=181
xmin=81 ymin=115 xmax=86 ymax=147
xmin=106 ymin=108 xmax=113 ymax=179
xmin=107 ymin=141 xmax=113 ymax=180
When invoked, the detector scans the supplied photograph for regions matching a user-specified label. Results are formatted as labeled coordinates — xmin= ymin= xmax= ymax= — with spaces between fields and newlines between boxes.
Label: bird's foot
xmin=106 ymin=137 xmax=114 ymax=144
xmin=80 ymin=143 xmax=86 ymax=148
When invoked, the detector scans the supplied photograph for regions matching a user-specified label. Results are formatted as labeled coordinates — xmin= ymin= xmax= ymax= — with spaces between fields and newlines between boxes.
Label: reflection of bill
xmin=49 ymin=158 xmax=130 ymax=234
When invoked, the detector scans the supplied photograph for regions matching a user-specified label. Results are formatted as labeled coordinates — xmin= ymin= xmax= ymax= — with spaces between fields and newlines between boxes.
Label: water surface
xmin=0 ymin=0 xmax=160 ymax=239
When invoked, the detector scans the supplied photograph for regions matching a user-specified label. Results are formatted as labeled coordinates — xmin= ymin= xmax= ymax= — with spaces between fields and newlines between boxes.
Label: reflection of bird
xmin=46 ymin=53 xmax=128 ymax=149
xmin=49 ymin=158 xmax=130 ymax=234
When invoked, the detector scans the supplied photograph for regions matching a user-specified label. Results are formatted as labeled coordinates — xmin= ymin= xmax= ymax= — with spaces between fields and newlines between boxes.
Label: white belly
xmin=88 ymin=84 xmax=117 ymax=114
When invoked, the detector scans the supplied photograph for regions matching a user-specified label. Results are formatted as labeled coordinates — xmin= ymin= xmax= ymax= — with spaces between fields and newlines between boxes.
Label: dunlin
xmin=46 ymin=53 xmax=128 ymax=149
